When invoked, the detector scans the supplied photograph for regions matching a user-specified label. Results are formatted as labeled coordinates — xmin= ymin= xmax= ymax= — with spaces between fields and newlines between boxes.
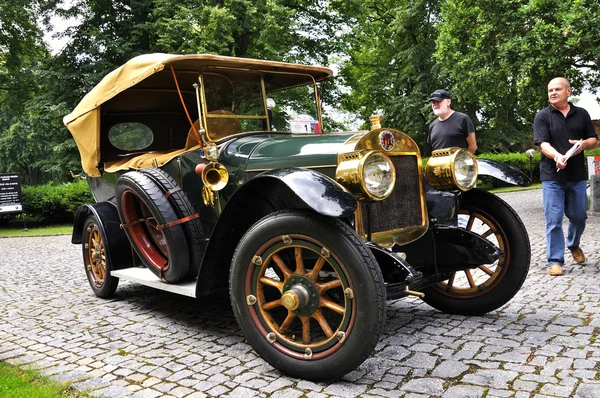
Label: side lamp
xmin=525 ymin=148 xmax=536 ymax=180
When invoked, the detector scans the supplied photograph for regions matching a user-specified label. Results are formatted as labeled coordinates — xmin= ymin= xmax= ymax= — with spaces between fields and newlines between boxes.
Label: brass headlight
xmin=336 ymin=150 xmax=395 ymax=200
xmin=425 ymin=147 xmax=478 ymax=191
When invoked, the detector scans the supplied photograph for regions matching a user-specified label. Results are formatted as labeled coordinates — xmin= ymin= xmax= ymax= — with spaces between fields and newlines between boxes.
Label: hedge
xmin=0 ymin=179 xmax=93 ymax=226
xmin=476 ymin=147 xmax=600 ymax=186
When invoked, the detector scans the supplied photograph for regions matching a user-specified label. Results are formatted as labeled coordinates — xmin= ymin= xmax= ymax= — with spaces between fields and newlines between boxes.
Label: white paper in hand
xmin=557 ymin=139 xmax=583 ymax=172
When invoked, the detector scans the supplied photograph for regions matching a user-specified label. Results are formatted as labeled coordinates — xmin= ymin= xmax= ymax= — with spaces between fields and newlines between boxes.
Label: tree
xmin=330 ymin=0 xmax=442 ymax=148
xmin=0 ymin=0 xmax=67 ymax=184
xmin=435 ymin=0 xmax=600 ymax=152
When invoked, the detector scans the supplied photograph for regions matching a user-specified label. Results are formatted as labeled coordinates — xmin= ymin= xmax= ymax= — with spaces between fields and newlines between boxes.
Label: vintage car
xmin=65 ymin=53 xmax=531 ymax=381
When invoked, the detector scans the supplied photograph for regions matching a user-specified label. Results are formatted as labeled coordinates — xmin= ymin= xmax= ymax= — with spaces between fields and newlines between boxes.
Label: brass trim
xmin=369 ymin=115 xmax=382 ymax=130
xmin=281 ymin=291 xmax=300 ymax=310
xmin=201 ymin=162 xmax=229 ymax=191
xmin=335 ymin=128 xmax=429 ymax=246
xmin=205 ymin=114 xmax=267 ymax=120
xmin=425 ymin=147 xmax=478 ymax=191
xmin=335 ymin=150 xmax=396 ymax=201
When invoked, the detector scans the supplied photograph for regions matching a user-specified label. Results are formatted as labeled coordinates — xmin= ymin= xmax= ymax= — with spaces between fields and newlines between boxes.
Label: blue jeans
xmin=542 ymin=180 xmax=588 ymax=266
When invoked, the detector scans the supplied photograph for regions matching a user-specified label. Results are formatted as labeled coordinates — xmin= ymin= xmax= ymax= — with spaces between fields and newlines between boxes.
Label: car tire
xmin=139 ymin=168 xmax=206 ymax=279
xmin=230 ymin=210 xmax=386 ymax=381
xmin=82 ymin=215 xmax=119 ymax=298
xmin=422 ymin=189 xmax=531 ymax=315
xmin=115 ymin=171 xmax=190 ymax=283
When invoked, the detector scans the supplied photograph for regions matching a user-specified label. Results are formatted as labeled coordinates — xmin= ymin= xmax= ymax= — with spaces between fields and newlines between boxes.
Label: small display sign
xmin=290 ymin=115 xmax=320 ymax=134
xmin=0 ymin=173 xmax=23 ymax=214
xmin=588 ymin=156 xmax=600 ymax=178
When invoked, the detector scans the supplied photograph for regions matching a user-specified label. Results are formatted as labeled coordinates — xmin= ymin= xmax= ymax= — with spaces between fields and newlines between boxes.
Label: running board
xmin=111 ymin=268 xmax=197 ymax=298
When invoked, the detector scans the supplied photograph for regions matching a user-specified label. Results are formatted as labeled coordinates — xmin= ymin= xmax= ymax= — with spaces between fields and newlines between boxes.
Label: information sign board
xmin=0 ymin=173 xmax=23 ymax=214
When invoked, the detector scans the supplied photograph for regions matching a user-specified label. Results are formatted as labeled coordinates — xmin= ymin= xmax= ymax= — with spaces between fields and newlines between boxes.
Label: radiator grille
xmin=361 ymin=155 xmax=423 ymax=233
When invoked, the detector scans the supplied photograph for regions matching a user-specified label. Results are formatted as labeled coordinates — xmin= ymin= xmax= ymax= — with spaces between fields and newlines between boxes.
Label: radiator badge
xmin=379 ymin=130 xmax=395 ymax=151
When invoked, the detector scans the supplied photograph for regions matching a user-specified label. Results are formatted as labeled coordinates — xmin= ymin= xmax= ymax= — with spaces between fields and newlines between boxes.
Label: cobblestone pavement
xmin=2 ymin=188 xmax=600 ymax=398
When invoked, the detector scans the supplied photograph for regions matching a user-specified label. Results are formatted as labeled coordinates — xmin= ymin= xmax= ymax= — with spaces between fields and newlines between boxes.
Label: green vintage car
xmin=65 ymin=53 xmax=530 ymax=381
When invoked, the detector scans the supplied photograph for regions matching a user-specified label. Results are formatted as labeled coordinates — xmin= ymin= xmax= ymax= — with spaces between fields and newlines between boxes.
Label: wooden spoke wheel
xmin=422 ymin=189 xmax=530 ymax=315
xmin=230 ymin=211 xmax=386 ymax=381
xmin=82 ymin=216 xmax=118 ymax=298
xmin=250 ymin=237 xmax=352 ymax=355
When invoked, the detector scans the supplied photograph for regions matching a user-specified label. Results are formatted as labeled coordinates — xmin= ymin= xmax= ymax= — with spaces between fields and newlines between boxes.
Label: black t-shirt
xmin=428 ymin=111 xmax=475 ymax=151
xmin=533 ymin=103 xmax=597 ymax=182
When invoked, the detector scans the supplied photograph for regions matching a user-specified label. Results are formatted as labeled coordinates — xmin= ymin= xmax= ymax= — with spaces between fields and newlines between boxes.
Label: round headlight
xmin=453 ymin=150 xmax=477 ymax=190
xmin=361 ymin=152 xmax=395 ymax=200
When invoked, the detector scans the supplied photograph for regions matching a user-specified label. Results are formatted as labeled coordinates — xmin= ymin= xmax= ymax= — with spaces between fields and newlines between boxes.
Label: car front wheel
xmin=230 ymin=210 xmax=386 ymax=381
xmin=422 ymin=189 xmax=531 ymax=315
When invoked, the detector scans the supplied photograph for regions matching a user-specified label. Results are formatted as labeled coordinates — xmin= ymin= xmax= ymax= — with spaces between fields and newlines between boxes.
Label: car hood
xmin=220 ymin=132 xmax=359 ymax=178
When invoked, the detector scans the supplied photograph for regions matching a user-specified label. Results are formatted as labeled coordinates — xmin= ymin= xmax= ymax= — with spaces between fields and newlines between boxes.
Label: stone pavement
xmin=1 ymin=188 xmax=600 ymax=398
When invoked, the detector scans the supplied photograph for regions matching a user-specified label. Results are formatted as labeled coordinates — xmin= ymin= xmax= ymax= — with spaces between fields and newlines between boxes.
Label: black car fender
xmin=477 ymin=158 xmax=531 ymax=187
xmin=72 ymin=201 xmax=136 ymax=271
xmin=244 ymin=167 xmax=358 ymax=218
xmin=195 ymin=167 xmax=358 ymax=297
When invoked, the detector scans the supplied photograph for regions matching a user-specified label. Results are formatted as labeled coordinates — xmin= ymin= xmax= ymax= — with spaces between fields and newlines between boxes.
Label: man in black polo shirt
xmin=533 ymin=77 xmax=598 ymax=276
xmin=427 ymin=89 xmax=477 ymax=154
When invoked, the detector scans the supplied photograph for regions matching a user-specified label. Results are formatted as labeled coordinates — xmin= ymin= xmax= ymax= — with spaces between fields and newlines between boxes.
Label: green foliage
xmin=0 ymin=0 xmax=598 ymax=183
xmin=2 ymin=0 xmax=345 ymax=184
xmin=0 ymin=0 xmax=66 ymax=184
xmin=331 ymin=0 xmax=599 ymax=153
xmin=331 ymin=0 xmax=441 ymax=145
xmin=10 ymin=179 xmax=94 ymax=225
xmin=434 ymin=0 xmax=599 ymax=153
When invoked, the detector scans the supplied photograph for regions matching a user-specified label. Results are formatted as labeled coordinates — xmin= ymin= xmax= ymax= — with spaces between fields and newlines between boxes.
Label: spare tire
xmin=116 ymin=171 xmax=190 ymax=283
xmin=139 ymin=168 xmax=206 ymax=279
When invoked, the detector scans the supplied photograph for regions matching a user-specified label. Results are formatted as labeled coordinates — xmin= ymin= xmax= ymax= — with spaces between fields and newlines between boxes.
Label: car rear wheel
xmin=422 ymin=189 xmax=530 ymax=315
xmin=82 ymin=215 xmax=118 ymax=298
xmin=230 ymin=210 xmax=386 ymax=381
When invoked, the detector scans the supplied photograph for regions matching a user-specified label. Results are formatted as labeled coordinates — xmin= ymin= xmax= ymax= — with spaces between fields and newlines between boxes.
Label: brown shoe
xmin=571 ymin=247 xmax=586 ymax=264
xmin=548 ymin=264 xmax=563 ymax=276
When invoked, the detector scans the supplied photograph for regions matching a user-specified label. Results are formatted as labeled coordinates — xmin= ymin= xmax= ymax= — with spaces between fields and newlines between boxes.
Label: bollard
xmin=591 ymin=175 xmax=600 ymax=215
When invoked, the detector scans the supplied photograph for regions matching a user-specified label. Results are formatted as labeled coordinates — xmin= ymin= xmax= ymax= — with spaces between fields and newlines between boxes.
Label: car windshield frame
xmin=197 ymin=66 xmax=324 ymax=142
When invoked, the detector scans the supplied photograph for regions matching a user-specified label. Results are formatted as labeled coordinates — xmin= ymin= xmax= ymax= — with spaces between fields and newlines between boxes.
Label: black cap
xmin=428 ymin=89 xmax=452 ymax=102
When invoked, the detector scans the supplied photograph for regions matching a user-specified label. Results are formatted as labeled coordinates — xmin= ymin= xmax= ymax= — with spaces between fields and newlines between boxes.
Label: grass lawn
xmin=0 ymin=361 xmax=88 ymax=397
xmin=489 ymin=182 xmax=542 ymax=193
xmin=0 ymin=224 xmax=72 ymax=237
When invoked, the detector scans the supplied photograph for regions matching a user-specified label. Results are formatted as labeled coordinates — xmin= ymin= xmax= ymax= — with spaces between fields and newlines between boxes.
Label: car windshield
xmin=200 ymin=67 xmax=321 ymax=138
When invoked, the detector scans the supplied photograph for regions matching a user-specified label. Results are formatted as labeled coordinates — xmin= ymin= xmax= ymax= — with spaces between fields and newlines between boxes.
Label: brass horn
xmin=201 ymin=162 xmax=229 ymax=192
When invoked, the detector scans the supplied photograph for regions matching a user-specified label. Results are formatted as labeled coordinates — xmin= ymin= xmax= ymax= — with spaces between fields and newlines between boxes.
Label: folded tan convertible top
xmin=64 ymin=53 xmax=333 ymax=177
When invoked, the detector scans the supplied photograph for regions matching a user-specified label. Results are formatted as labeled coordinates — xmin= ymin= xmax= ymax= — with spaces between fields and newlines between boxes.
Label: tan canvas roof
xmin=64 ymin=53 xmax=332 ymax=125
xmin=64 ymin=53 xmax=333 ymax=176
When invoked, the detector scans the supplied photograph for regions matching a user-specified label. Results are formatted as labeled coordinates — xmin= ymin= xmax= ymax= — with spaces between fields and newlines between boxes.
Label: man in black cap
xmin=427 ymin=89 xmax=477 ymax=154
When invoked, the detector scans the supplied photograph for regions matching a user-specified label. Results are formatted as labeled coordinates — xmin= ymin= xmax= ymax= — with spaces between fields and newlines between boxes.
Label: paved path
xmin=1 ymin=189 xmax=600 ymax=398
